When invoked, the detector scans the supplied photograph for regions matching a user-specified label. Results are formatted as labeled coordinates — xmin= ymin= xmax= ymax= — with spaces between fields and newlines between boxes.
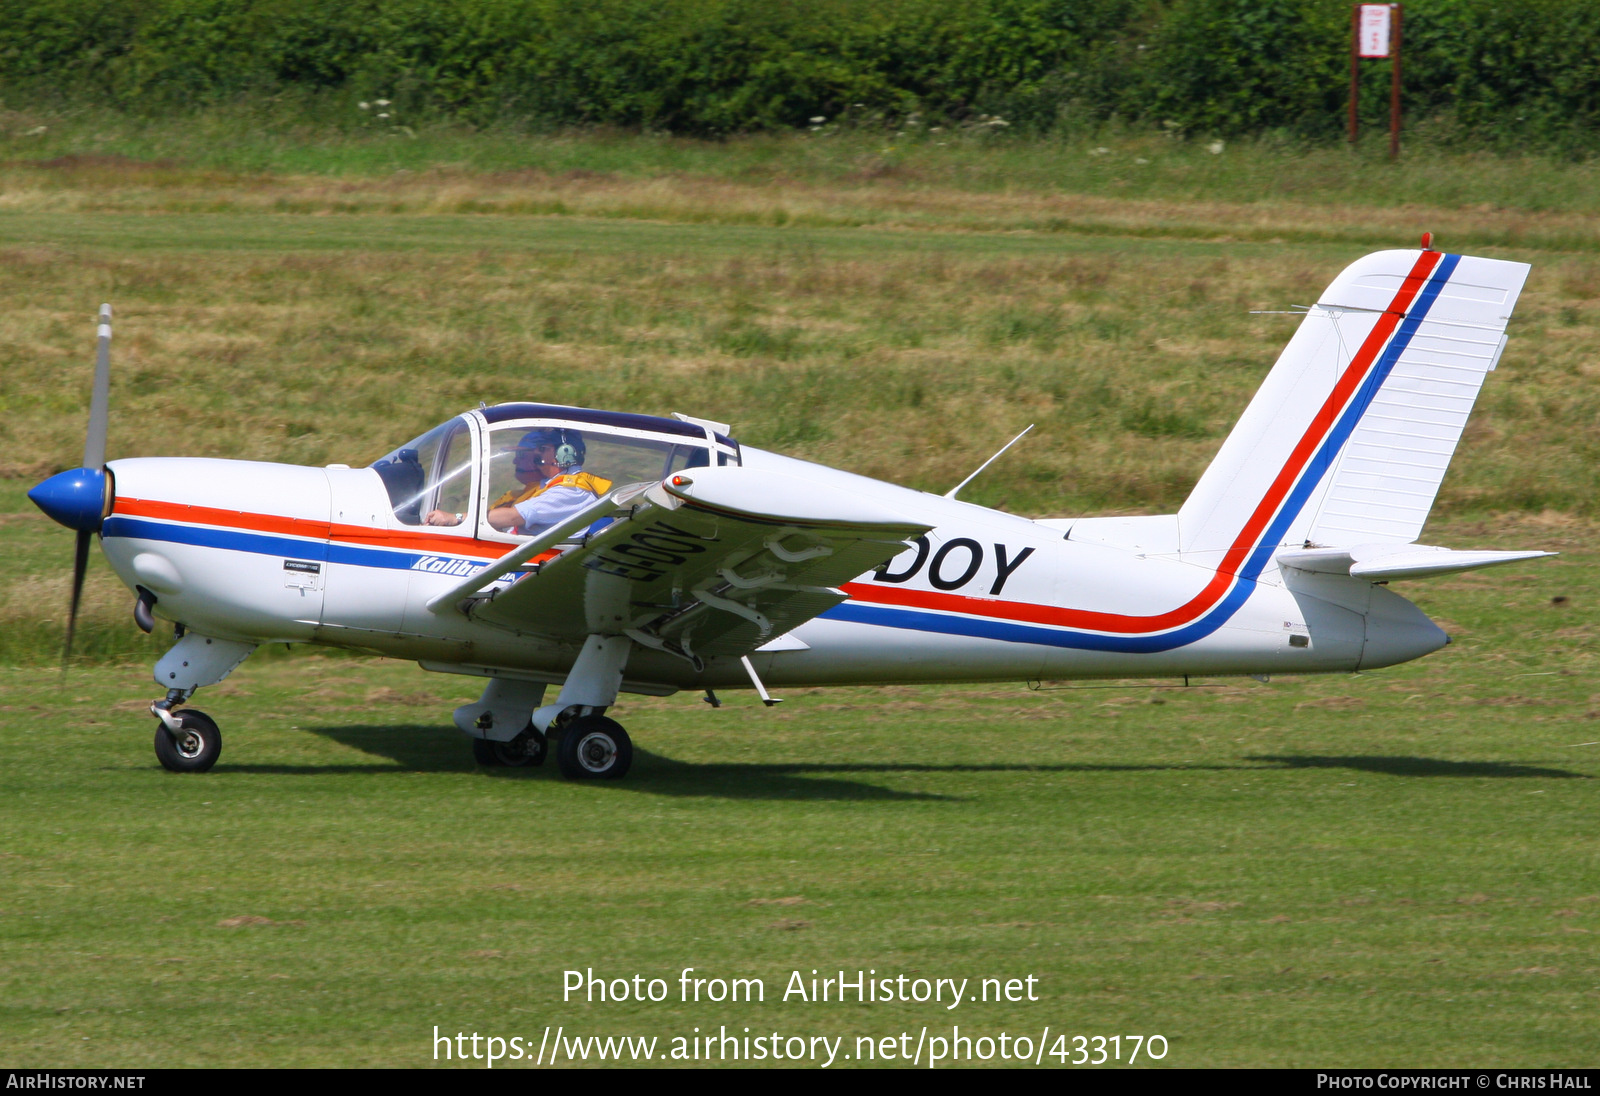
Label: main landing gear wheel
xmin=472 ymin=727 xmax=548 ymax=768
xmin=153 ymin=709 xmax=221 ymax=773
xmin=556 ymin=716 xmax=632 ymax=780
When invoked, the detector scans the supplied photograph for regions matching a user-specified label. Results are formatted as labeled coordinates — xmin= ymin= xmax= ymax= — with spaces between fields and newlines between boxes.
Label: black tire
xmin=154 ymin=709 xmax=221 ymax=773
xmin=472 ymin=727 xmax=547 ymax=768
xmin=556 ymin=716 xmax=632 ymax=780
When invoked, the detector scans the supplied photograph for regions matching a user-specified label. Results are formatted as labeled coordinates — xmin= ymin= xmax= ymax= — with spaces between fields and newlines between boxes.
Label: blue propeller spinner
xmin=28 ymin=467 xmax=107 ymax=532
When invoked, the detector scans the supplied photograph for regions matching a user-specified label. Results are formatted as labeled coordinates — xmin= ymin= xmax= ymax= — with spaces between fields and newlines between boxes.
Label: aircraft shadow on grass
xmin=228 ymin=727 xmax=1589 ymax=795
xmin=286 ymin=724 xmax=954 ymax=801
xmin=280 ymin=723 xmax=1248 ymax=801
xmin=1247 ymin=754 xmax=1588 ymax=779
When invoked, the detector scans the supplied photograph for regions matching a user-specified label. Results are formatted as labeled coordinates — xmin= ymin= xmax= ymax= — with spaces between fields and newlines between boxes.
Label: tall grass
xmin=6 ymin=107 xmax=1600 ymax=217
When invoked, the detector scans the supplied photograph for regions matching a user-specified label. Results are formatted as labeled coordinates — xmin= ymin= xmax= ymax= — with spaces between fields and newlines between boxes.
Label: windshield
xmin=371 ymin=418 xmax=475 ymax=525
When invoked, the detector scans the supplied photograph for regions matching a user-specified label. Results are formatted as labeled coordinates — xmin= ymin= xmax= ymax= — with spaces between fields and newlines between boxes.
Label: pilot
xmin=425 ymin=429 xmax=612 ymax=535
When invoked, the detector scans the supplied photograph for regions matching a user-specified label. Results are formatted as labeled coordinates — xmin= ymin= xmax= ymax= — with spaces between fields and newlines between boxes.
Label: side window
xmin=584 ymin=434 xmax=690 ymax=484
xmin=482 ymin=423 xmax=704 ymax=541
xmin=486 ymin=426 xmax=695 ymax=503
xmin=671 ymin=445 xmax=711 ymax=472
xmin=484 ymin=431 xmax=527 ymax=511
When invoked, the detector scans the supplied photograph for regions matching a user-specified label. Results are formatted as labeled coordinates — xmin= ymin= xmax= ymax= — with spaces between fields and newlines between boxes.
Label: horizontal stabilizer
xmin=1277 ymin=543 xmax=1554 ymax=582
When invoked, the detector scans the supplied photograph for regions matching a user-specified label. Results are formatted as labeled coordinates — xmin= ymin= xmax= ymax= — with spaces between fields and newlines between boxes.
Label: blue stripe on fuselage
xmin=106 ymin=516 xmax=428 ymax=572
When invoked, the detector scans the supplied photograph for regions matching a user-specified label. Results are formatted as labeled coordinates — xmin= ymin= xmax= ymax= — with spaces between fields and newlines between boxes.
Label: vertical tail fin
xmin=1176 ymin=248 xmax=1529 ymax=563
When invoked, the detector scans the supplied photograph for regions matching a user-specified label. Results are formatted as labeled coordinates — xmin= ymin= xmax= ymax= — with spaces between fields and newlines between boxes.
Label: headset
xmin=516 ymin=428 xmax=585 ymax=470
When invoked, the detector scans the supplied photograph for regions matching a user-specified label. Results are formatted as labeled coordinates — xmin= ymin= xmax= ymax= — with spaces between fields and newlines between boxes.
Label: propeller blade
xmin=82 ymin=303 xmax=111 ymax=471
xmin=64 ymin=528 xmax=91 ymax=667
xmin=55 ymin=305 xmax=114 ymax=668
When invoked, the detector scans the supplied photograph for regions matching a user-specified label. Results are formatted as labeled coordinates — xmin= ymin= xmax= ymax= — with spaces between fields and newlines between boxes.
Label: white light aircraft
xmin=29 ymin=242 xmax=1551 ymax=779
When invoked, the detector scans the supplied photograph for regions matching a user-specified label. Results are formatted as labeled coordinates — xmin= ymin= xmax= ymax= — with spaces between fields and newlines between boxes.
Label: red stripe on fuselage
xmin=845 ymin=249 xmax=1444 ymax=634
xmin=111 ymin=496 xmax=560 ymax=564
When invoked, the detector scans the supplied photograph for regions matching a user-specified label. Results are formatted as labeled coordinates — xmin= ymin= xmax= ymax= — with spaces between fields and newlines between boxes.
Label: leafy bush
xmin=0 ymin=0 xmax=1596 ymax=149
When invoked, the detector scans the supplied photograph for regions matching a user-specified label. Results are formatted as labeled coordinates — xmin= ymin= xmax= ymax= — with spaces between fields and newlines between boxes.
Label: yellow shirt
xmin=491 ymin=470 xmax=614 ymax=509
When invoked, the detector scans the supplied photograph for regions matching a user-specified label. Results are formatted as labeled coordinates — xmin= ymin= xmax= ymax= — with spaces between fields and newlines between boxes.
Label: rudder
xmin=1176 ymin=248 xmax=1529 ymax=564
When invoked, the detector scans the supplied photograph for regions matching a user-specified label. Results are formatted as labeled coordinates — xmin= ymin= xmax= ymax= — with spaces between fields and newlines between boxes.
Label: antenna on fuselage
xmin=944 ymin=424 xmax=1033 ymax=501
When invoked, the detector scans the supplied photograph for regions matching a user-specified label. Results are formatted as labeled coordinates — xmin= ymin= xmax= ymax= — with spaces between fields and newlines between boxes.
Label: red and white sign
xmin=1358 ymin=4 xmax=1393 ymax=58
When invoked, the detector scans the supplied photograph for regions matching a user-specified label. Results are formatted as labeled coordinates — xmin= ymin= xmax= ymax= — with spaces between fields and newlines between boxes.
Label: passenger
xmin=426 ymin=429 xmax=612 ymax=534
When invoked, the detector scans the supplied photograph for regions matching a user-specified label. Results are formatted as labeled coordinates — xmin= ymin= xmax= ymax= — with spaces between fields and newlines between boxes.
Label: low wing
xmin=462 ymin=467 xmax=931 ymax=666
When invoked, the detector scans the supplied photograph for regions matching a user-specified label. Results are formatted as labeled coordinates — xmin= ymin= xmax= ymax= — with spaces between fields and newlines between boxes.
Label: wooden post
xmin=1349 ymin=5 xmax=1361 ymax=143
xmin=1388 ymin=4 xmax=1403 ymax=159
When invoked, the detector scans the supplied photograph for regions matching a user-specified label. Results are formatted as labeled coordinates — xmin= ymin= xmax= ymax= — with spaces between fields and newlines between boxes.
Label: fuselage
xmin=97 ymin=441 xmax=1446 ymax=695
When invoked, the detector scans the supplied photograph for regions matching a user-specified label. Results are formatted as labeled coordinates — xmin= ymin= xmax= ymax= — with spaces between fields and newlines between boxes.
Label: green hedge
xmin=0 ymin=0 xmax=1596 ymax=148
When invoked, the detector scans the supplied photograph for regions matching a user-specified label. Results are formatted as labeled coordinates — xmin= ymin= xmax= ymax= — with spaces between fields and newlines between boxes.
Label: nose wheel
xmin=153 ymin=709 xmax=221 ymax=773
xmin=556 ymin=715 xmax=633 ymax=780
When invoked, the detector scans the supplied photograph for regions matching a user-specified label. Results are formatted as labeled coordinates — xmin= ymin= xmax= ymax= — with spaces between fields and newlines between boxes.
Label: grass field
xmin=0 ymin=121 xmax=1595 ymax=1067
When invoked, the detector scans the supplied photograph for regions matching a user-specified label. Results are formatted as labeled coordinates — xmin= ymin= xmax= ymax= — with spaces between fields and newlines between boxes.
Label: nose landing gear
xmin=145 ymin=634 xmax=256 ymax=773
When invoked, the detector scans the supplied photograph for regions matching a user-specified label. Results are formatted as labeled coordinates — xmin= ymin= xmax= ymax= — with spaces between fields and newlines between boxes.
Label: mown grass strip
xmin=0 ymin=519 xmax=1593 ymax=1065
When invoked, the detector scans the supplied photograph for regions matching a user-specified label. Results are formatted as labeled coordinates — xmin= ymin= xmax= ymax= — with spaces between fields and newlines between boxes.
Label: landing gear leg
xmin=531 ymin=635 xmax=637 ymax=782
xmin=455 ymin=678 xmax=549 ymax=768
xmin=146 ymin=634 xmax=255 ymax=774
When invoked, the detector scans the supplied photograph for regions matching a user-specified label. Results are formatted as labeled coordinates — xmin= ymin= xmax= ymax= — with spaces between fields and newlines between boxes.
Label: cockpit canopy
xmin=370 ymin=403 xmax=739 ymax=531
